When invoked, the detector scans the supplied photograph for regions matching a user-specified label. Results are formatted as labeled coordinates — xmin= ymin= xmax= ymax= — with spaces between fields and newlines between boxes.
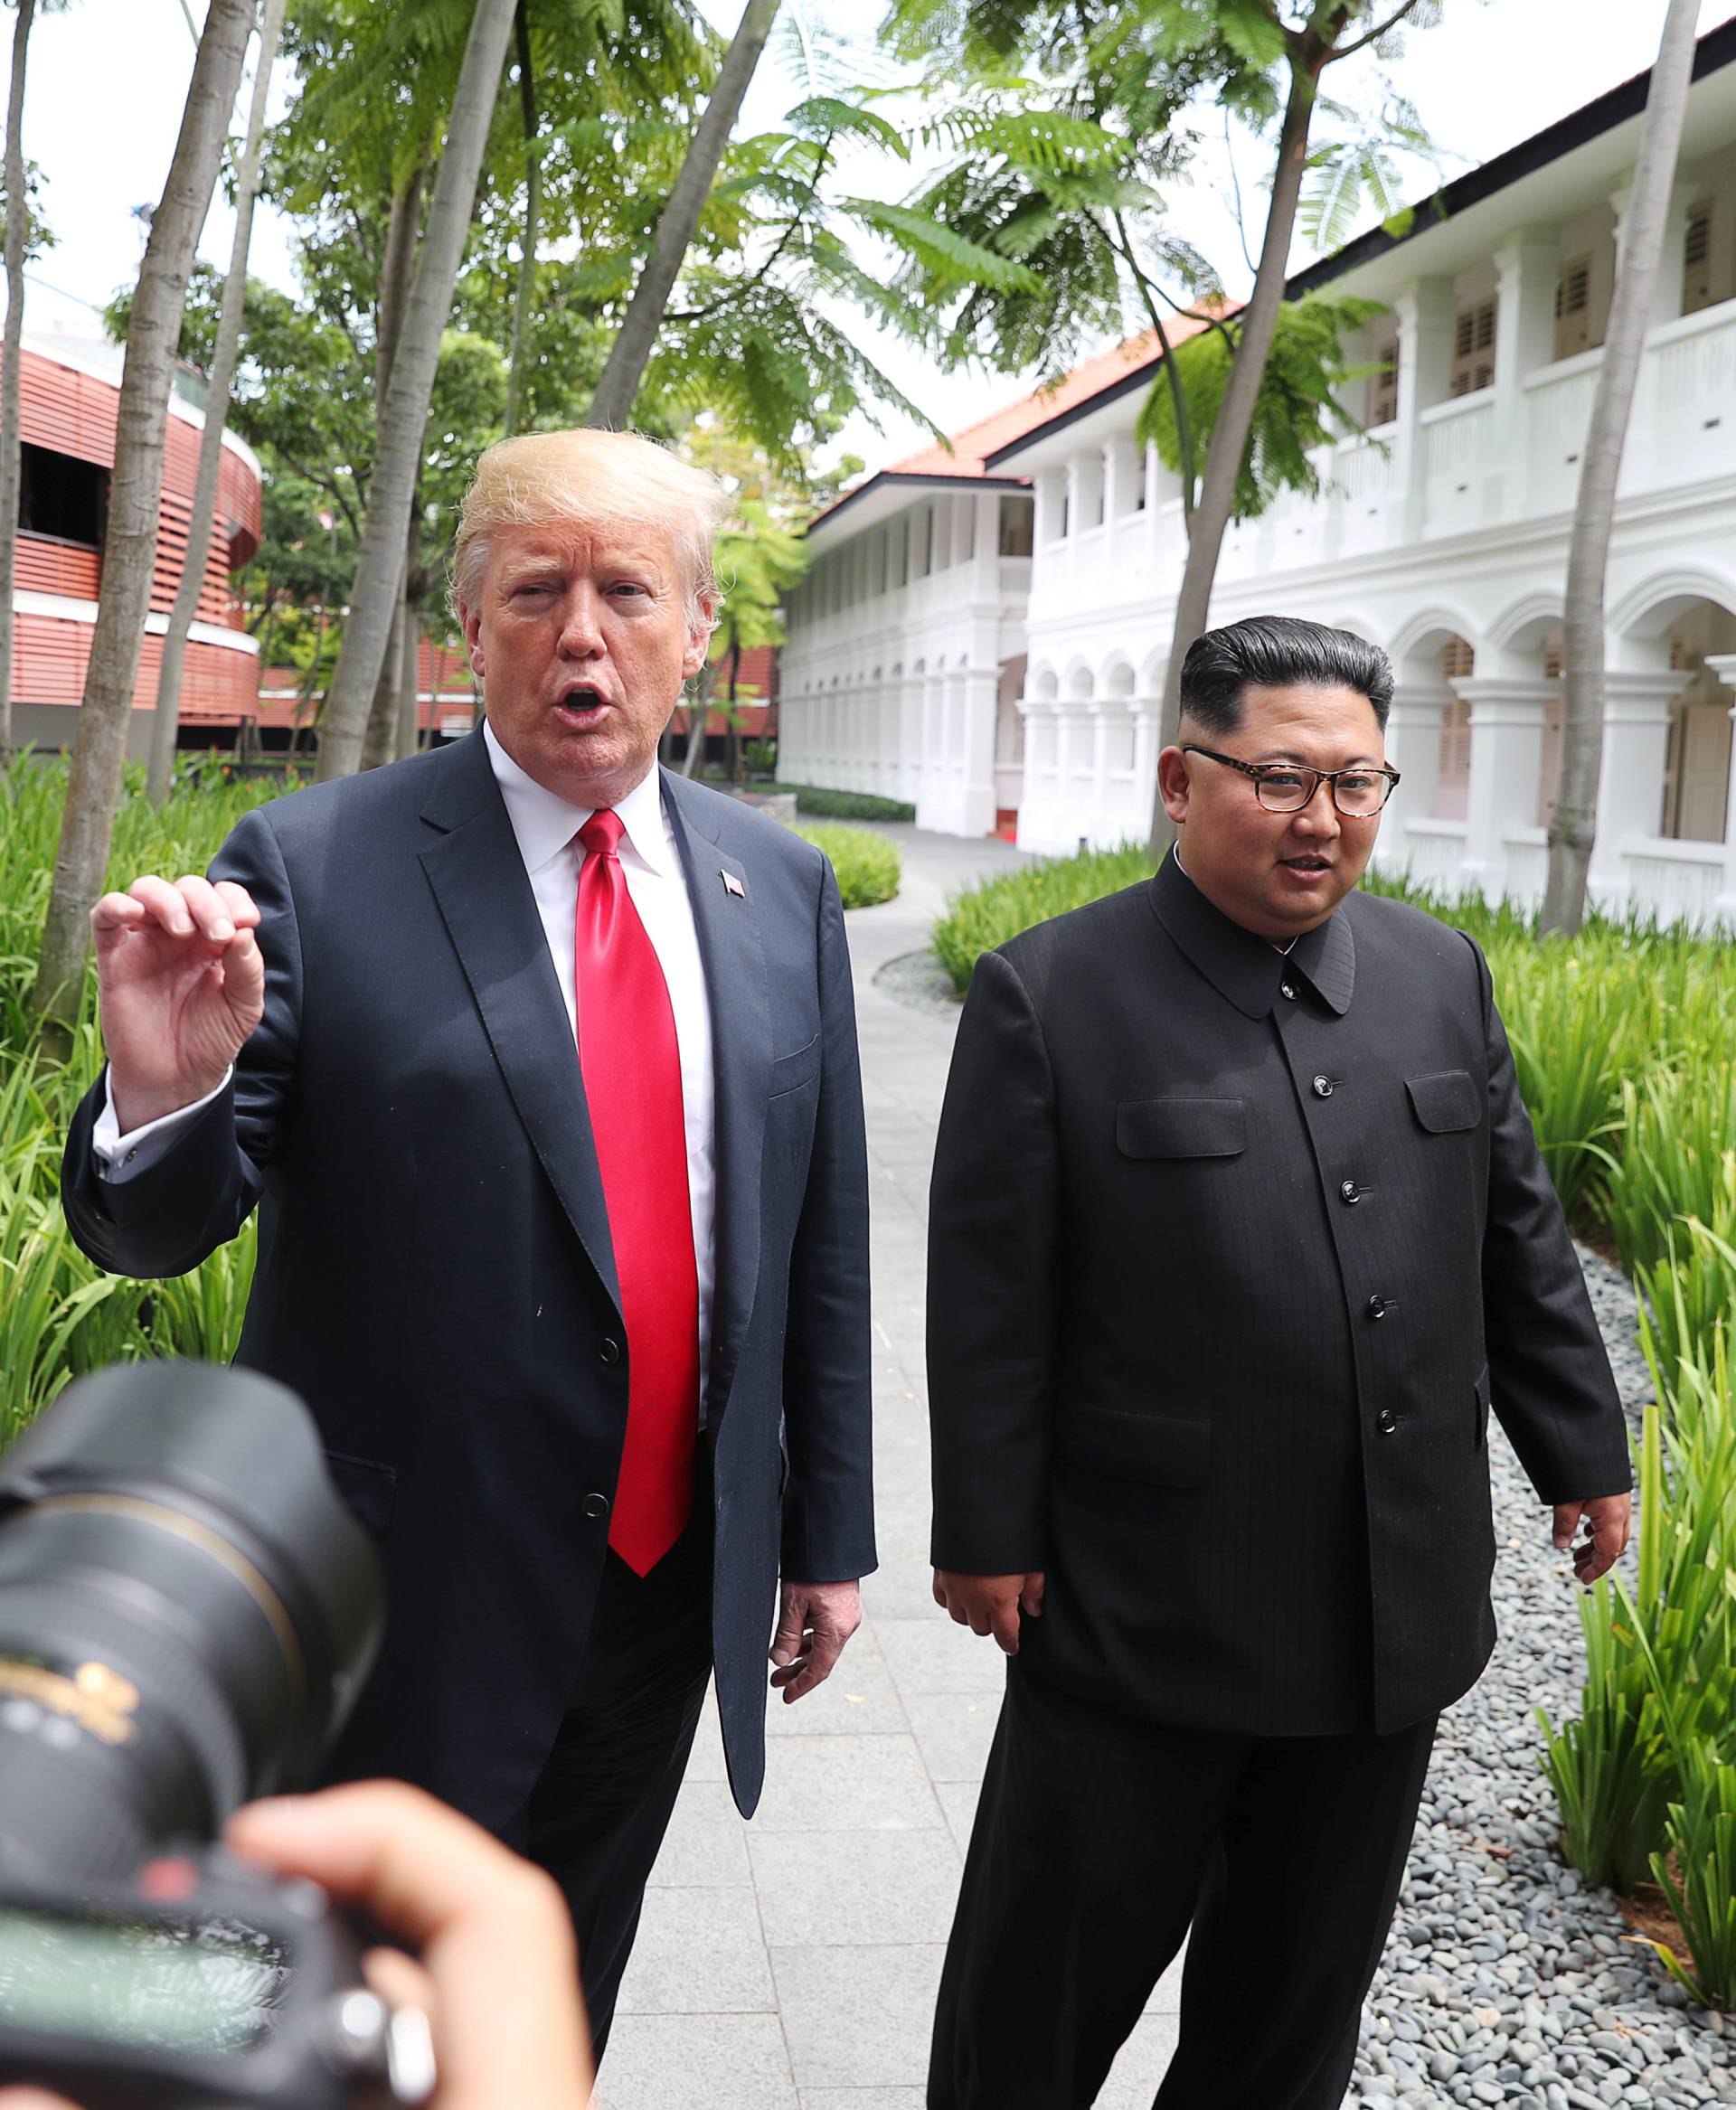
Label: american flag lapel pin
xmin=721 ymin=868 xmax=746 ymax=899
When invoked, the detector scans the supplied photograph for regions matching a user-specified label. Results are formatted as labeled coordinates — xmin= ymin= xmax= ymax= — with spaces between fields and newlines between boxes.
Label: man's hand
xmin=91 ymin=875 xmax=265 ymax=1133
xmin=0 ymin=1782 xmax=593 ymax=2110
xmin=1552 ymin=1492 xmax=1632 ymax=1587
xmin=769 ymin=1578 xmax=862 ymax=1702
xmin=933 ymin=1569 xmax=1045 ymax=1655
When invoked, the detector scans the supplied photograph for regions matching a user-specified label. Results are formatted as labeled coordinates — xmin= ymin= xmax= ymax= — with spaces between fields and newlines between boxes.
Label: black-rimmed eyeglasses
xmin=1181 ymin=744 xmax=1401 ymax=818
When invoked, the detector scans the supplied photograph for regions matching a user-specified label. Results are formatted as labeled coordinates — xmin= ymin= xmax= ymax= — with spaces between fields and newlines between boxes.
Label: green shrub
xmin=1653 ymin=1738 xmax=1736 ymax=2010
xmin=791 ymin=823 xmax=901 ymax=909
xmin=931 ymin=843 xmax=1155 ymax=992
xmin=768 ymin=783 xmax=917 ymax=823
xmin=0 ymin=757 xmax=287 ymax=1427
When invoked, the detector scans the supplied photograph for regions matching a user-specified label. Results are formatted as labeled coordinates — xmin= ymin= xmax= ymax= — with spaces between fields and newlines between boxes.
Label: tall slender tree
xmin=313 ymin=0 xmax=519 ymax=783
xmin=146 ymin=0 xmax=288 ymax=805
xmin=584 ymin=0 xmax=783 ymax=429
xmin=0 ymin=0 xmax=64 ymax=753
xmin=1540 ymin=0 xmax=1701 ymax=937
xmin=1146 ymin=0 xmax=1435 ymax=860
xmin=32 ymin=0 xmax=255 ymax=1032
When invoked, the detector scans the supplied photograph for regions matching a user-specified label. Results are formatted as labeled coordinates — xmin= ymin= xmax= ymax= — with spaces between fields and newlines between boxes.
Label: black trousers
xmin=503 ymin=1494 xmax=714 ymax=2065
xmin=928 ymin=1663 xmax=1436 ymax=2110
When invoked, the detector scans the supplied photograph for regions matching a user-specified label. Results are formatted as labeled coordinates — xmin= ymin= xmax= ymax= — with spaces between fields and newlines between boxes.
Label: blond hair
xmin=450 ymin=428 xmax=731 ymax=630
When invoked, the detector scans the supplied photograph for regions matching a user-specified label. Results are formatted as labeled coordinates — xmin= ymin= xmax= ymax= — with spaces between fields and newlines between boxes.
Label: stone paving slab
xmin=601 ymin=826 xmax=1178 ymax=2107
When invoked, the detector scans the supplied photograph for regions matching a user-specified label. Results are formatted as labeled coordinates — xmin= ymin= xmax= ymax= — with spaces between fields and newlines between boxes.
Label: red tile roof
xmin=878 ymin=316 xmax=1220 ymax=480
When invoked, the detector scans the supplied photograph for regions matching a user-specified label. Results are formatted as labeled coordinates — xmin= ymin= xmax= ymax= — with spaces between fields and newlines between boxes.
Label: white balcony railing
xmin=1016 ymin=297 xmax=1736 ymax=621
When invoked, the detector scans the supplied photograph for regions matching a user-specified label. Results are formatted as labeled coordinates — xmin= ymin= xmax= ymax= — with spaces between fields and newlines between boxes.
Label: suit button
xmin=1279 ymin=981 xmax=1297 ymax=1000
xmin=1312 ymin=1074 xmax=1334 ymax=1098
xmin=582 ymin=1492 xmax=610 ymax=1520
xmin=1340 ymin=1179 xmax=1362 ymax=1204
xmin=1366 ymin=1294 xmax=1388 ymax=1320
xmin=1376 ymin=1408 xmax=1399 ymax=1436
xmin=598 ymin=1337 xmax=622 ymax=1365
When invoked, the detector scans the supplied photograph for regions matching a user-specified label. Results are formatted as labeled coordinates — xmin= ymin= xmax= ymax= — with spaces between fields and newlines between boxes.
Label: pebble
xmin=1351 ymin=1248 xmax=1733 ymax=2107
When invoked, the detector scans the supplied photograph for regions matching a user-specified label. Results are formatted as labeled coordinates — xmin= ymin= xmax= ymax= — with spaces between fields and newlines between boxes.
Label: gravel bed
xmin=873 ymin=946 xmax=962 ymax=1017
xmin=1350 ymin=1246 xmax=1732 ymax=2107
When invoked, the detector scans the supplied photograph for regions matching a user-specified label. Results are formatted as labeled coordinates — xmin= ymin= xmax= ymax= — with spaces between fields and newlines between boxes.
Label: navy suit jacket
xmin=63 ymin=731 xmax=876 ymax=1824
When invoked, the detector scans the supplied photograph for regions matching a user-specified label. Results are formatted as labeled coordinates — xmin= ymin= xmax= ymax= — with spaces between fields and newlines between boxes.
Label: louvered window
xmin=1370 ymin=340 xmax=1399 ymax=427
xmin=1553 ymin=259 xmax=1591 ymax=361
xmin=1449 ymin=299 xmax=1496 ymax=397
xmin=1683 ymin=205 xmax=1713 ymax=316
xmin=1438 ymin=637 xmax=1474 ymax=810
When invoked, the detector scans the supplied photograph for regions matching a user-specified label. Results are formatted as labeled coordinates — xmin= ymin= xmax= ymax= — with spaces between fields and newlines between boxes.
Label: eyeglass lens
xmin=1255 ymin=768 xmax=1390 ymax=816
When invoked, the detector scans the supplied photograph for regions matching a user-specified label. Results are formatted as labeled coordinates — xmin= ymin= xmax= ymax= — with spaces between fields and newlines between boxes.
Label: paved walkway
xmin=596 ymin=829 xmax=1187 ymax=2109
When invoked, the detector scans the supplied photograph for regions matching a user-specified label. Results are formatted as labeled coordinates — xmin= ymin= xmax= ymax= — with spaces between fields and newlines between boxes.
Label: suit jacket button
xmin=1366 ymin=1294 xmax=1388 ymax=1320
xmin=1279 ymin=981 xmax=1297 ymax=1000
xmin=1312 ymin=1074 xmax=1334 ymax=1098
xmin=1376 ymin=1408 xmax=1399 ymax=1436
xmin=582 ymin=1492 xmax=610 ymax=1520
xmin=598 ymin=1337 xmax=622 ymax=1365
xmin=1340 ymin=1179 xmax=1362 ymax=1203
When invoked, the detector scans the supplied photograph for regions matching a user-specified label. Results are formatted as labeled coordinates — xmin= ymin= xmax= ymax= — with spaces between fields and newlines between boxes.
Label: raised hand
xmin=90 ymin=875 xmax=266 ymax=1133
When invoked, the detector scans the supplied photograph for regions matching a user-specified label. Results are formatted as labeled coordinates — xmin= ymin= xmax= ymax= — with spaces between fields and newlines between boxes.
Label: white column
xmin=1703 ymin=654 xmax=1736 ymax=923
xmin=1587 ymin=669 xmax=1683 ymax=909
xmin=959 ymin=665 xmax=999 ymax=836
xmin=1377 ymin=681 xmax=1448 ymax=867
xmin=1457 ymin=674 xmax=1557 ymax=899
xmin=1393 ymin=278 xmax=1456 ymax=542
xmin=899 ymin=672 xmax=923 ymax=805
xmin=1492 ymin=230 xmax=1560 ymax=497
xmin=916 ymin=667 xmax=946 ymax=827
xmin=1132 ymin=695 xmax=1164 ymax=840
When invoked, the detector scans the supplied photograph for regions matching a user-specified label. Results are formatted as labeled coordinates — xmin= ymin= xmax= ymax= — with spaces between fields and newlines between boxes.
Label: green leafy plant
xmin=790 ymin=823 xmax=901 ymax=909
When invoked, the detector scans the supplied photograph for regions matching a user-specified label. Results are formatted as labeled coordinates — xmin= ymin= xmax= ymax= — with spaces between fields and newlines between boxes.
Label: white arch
xmin=1101 ymin=655 xmax=1137 ymax=698
xmin=1486 ymin=591 xmax=1562 ymax=654
xmin=1386 ymin=604 xmax=1483 ymax=672
xmin=1031 ymin=662 xmax=1060 ymax=700
xmin=1063 ymin=655 xmax=1095 ymax=700
xmin=1608 ymin=568 xmax=1736 ymax=641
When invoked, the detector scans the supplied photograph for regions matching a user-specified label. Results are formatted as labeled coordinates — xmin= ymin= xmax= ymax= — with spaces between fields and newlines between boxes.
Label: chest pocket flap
xmin=1407 ymin=1069 xmax=1480 ymax=1134
xmin=1117 ymin=1097 xmax=1246 ymax=1159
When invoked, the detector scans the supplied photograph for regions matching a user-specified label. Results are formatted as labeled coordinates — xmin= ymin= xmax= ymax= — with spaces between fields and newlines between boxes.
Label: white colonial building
xmin=778 ymin=19 xmax=1736 ymax=926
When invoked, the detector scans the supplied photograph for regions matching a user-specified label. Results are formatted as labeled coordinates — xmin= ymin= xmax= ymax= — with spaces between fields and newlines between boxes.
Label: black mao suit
xmin=925 ymin=853 xmax=1628 ymax=2108
xmin=62 ymin=730 xmax=875 ymax=2039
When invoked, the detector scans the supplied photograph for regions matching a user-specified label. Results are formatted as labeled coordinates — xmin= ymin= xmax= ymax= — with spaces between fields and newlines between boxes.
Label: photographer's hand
xmin=0 ymin=1782 xmax=594 ymax=2110
xmin=225 ymin=1784 xmax=594 ymax=2109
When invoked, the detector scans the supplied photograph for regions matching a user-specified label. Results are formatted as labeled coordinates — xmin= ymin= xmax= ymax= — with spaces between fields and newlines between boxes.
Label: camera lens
xmin=0 ymin=1362 xmax=383 ymax=1884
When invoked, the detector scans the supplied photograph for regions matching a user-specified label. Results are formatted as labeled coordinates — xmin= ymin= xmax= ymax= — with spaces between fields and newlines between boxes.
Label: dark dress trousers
xmin=925 ymin=855 xmax=1629 ymax=2108
xmin=61 ymin=730 xmax=877 ymax=1835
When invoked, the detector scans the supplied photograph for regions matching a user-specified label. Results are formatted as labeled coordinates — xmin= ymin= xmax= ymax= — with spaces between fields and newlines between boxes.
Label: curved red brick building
xmin=5 ymin=328 xmax=262 ymax=754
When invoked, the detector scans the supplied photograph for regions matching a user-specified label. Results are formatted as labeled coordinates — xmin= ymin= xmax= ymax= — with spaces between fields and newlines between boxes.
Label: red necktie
xmin=573 ymin=809 xmax=700 ymax=1575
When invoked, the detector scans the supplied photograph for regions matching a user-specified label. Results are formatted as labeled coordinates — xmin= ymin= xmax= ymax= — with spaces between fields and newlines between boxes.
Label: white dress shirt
xmin=93 ymin=724 xmax=720 ymax=1405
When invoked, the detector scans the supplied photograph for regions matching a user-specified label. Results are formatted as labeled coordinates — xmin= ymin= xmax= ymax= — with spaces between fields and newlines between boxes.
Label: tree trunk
xmin=396 ymin=577 xmax=421 ymax=759
xmin=32 ymin=0 xmax=255 ymax=1032
xmin=146 ymin=0 xmax=288 ymax=805
xmin=375 ymin=152 xmax=426 ymax=416
xmin=395 ymin=494 xmax=423 ymax=759
xmin=0 ymin=0 xmax=36 ymax=757
xmin=1146 ymin=54 xmax=1321 ymax=862
xmin=681 ymin=666 xmax=716 ymax=777
xmin=359 ymin=585 xmax=404 ymax=769
xmin=503 ymin=0 xmax=539 ymax=438
xmin=584 ymin=0 xmax=780 ymax=430
xmin=314 ymin=0 xmax=518 ymax=784
xmin=1540 ymin=0 xmax=1700 ymax=938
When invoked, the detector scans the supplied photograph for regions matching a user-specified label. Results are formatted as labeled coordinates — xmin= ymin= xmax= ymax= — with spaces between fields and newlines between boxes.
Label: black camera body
xmin=0 ymin=1362 xmax=428 ymax=2106
xmin=0 ymin=1855 xmax=429 ymax=2108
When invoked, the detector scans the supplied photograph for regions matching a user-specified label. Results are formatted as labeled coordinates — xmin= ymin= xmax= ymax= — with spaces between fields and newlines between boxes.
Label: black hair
xmin=1178 ymin=615 xmax=1393 ymax=734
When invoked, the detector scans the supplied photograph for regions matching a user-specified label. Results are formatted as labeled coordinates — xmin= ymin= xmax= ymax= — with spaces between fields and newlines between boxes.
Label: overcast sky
xmin=13 ymin=0 xmax=1736 ymax=472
